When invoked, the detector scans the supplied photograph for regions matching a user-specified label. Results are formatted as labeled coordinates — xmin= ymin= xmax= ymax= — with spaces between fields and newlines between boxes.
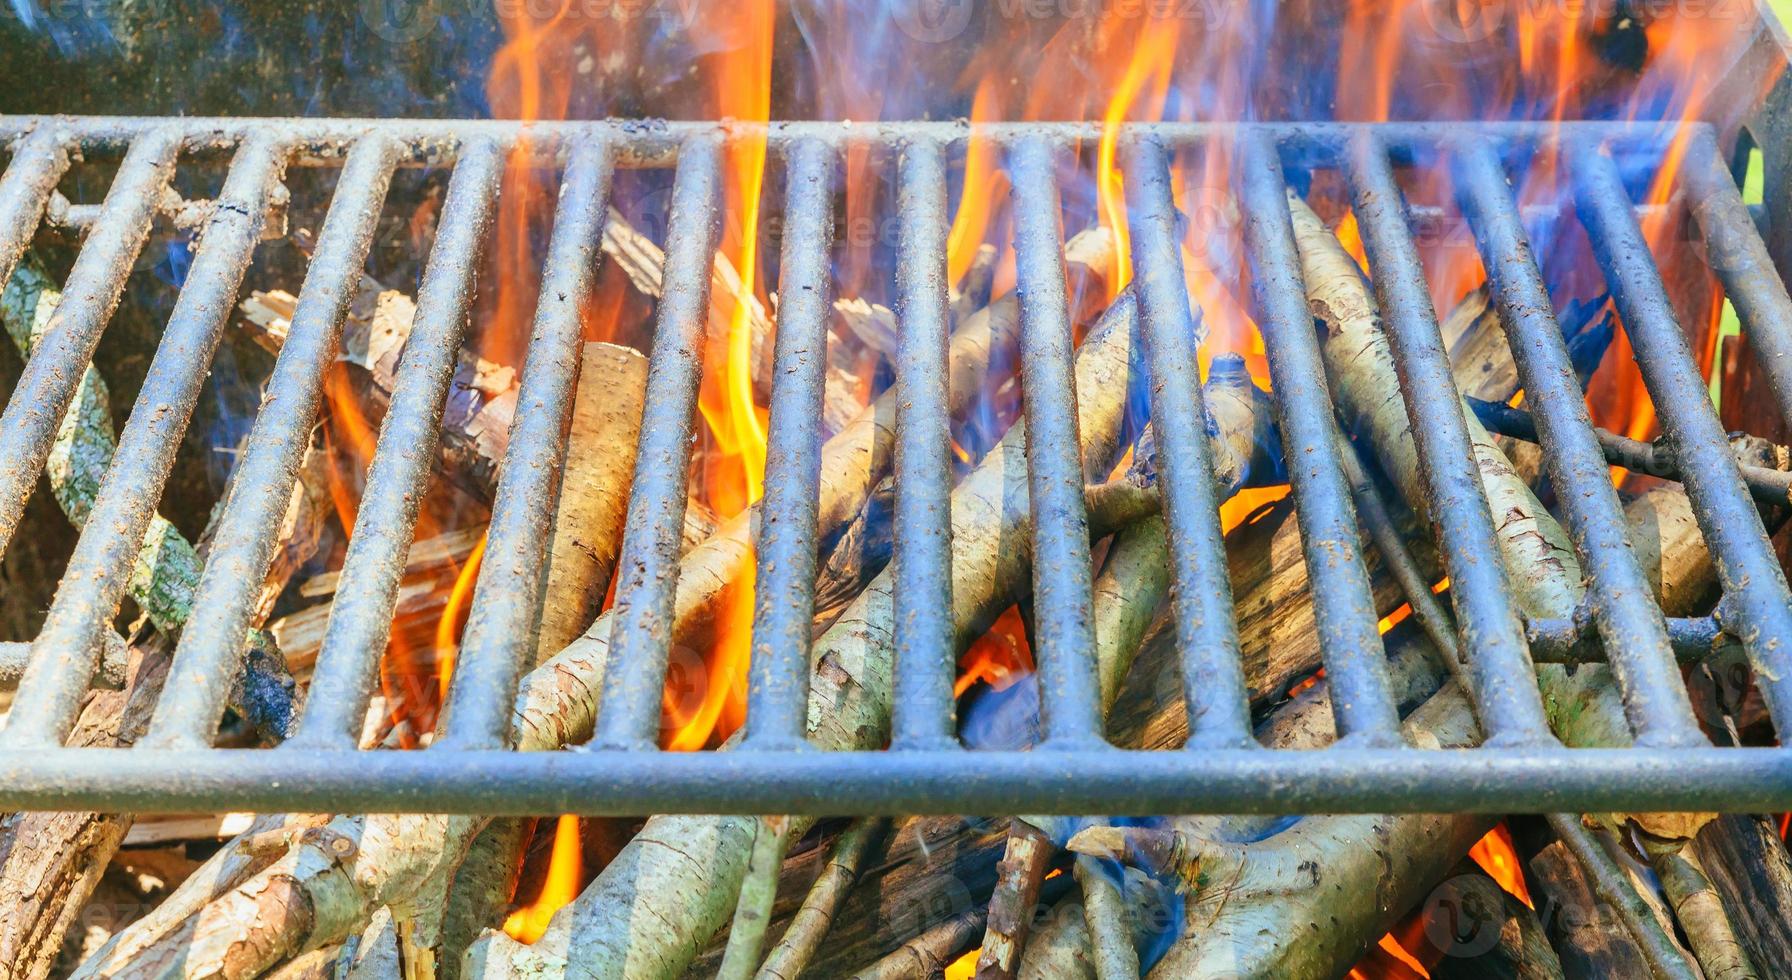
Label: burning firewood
xmin=463 ymin=289 xmax=1146 ymax=978
xmin=239 ymin=261 xmax=516 ymax=503
xmin=0 ymin=257 xmax=321 ymax=980
xmin=475 ymin=284 xmax=1280 ymax=979
xmin=534 ymin=342 xmax=648 ymax=657
xmin=973 ymin=353 xmax=1282 ymax=979
xmin=79 ymin=234 xmax=1115 ymax=980
xmin=1403 ymin=859 xmax=1564 ymax=979
xmin=1045 ymin=193 xmax=1732 ymax=978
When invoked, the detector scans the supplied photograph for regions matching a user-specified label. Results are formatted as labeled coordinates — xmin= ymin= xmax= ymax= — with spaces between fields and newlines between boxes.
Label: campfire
xmin=3 ymin=0 xmax=1792 ymax=977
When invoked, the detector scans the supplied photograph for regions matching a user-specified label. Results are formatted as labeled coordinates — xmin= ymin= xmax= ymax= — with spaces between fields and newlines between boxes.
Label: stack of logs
xmin=1 ymin=180 xmax=1790 ymax=980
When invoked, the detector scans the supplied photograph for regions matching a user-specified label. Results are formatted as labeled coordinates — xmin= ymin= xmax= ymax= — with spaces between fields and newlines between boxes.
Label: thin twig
xmin=717 ymin=816 xmax=793 ymax=980
xmin=1467 ymin=396 xmax=1792 ymax=507
xmin=755 ymin=818 xmax=890 ymax=980
xmin=1546 ymin=813 xmax=1699 ymax=980
xmin=1075 ymin=854 xmax=1140 ymax=980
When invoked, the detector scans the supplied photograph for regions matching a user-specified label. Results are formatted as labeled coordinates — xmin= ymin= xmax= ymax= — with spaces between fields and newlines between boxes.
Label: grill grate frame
xmin=0 ymin=115 xmax=1789 ymax=815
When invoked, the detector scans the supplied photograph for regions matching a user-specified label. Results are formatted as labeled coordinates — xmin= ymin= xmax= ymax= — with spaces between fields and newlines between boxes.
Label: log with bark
xmin=0 ymin=256 xmax=323 ymax=980
xmin=459 ymin=289 xmax=1145 ymax=978
xmin=1050 ymin=193 xmax=1716 ymax=978
xmin=77 ymin=233 xmax=1115 ymax=980
xmin=533 ymin=342 xmax=648 ymax=657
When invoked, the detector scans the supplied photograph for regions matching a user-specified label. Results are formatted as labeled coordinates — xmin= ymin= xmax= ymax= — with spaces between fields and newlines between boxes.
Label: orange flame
xmin=947 ymin=79 xmax=1009 ymax=289
xmin=1096 ymin=18 xmax=1181 ymax=295
xmin=669 ymin=0 xmax=777 ymax=751
xmin=1468 ymin=822 xmax=1533 ymax=908
xmin=432 ymin=531 xmax=488 ymax=703
xmin=502 ymin=815 xmax=584 ymax=943
xmin=955 ymin=605 xmax=1034 ymax=698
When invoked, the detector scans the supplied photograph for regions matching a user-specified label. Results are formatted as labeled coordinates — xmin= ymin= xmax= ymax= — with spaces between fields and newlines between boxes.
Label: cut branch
xmin=534 ymin=342 xmax=648 ymax=657
xmin=84 ymin=234 xmax=1114 ymax=980
xmin=464 ymin=289 xmax=1141 ymax=980
xmin=755 ymin=818 xmax=890 ymax=980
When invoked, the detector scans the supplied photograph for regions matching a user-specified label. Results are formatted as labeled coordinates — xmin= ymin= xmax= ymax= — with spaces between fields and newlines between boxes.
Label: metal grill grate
xmin=0 ymin=115 xmax=1790 ymax=816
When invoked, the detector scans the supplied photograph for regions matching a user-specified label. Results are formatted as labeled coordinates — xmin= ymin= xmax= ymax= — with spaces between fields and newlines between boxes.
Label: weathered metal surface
xmin=438 ymin=136 xmax=617 ymax=750
xmin=0 ymin=115 xmax=1788 ymax=814
xmin=888 ymin=137 xmax=960 ymax=752
xmin=1571 ymin=135 xmax=1792 ymax=739
xmin=1348 ymin=130 xmax=1556 ymax=747
xmin=1239 ymin=129 xmax=1419 ymax=749
xmin=588 ymin=134 xmax=724 ymax=751
xmin=274 ymin=136 xmax=505 ymax=750
xmin=740 ymin=137 xmax=836 ymax=750
xmin=1453 ymin=135 xmax=1706 ymax=748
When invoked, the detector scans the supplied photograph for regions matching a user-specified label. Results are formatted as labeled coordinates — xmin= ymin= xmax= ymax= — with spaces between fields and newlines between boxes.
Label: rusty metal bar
xmin=1452 ymin=135 xmax=1706 ymax=747
xmin=1344 ymin=130 xmax=1557 ymax=747
xmin=6 ymin=132 xmax=288 ymax=748
xmin=889 ymin=137 xmax=960 ymax=751
xmin=145 ymin=135 xmax=401 ymax=748
xmin=0 ymin=128 xmax=177 ymax=562
xmin=1175 ymin=132 xmax=1397 ymax=745
xmin=588 ymin=134 xmax=724 ymax=751
xmin=0 ymin=130 xmax=70 ymax=309
xmin=1570 ymin=135 xmax=1792 ymax=739
xmin=740 ymin=137 xmax=837 ymax=750
xmin=1680 ymin=124 xmax=1792 ymax=429
xmin=1008 ymin=136 xmax=1105 ymax=748
xmin=1466 ymin=397 xmax=1792 ymax=506
xmin=438 ymin=137 xmax=617 ymax=750
xmin=286 ymin=136 xmax=504 ymax=748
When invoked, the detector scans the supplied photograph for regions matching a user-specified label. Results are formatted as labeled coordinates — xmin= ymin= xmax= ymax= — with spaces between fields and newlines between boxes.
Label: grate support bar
xmin=1238 ymin=130 xmax=1409 ymax=746
xmin=439 ymin=136 xmax=617 ymax=750
xmin=0 ymin=746 xmax=1783 ymax=816
xmin=7 ymin=132 xmax=288 ymax=748
xmin=1569 ymin=135 xmax=1792 ymax=740
xmin=589 ymin=134 xmax=725 ymax=751
xmin=1009 ymin=137 xmax=1105 ymax=748
xmin=148 ymin=135 xmax=401 ymax=748
xmin=0 ymin=128 xmax=176 ymax=562
xmin=740 ymin=137 xmax=837 ymax=749
xmin=889 ymin=137 xmax=961 ymax=750
xmin=285 ymin=137 xmax=505 ymax=748
xmin=1344 ymin=131 xmax=1557 ymax=747
xmin=1452 ymin=136 xmax=1707 ymax=747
